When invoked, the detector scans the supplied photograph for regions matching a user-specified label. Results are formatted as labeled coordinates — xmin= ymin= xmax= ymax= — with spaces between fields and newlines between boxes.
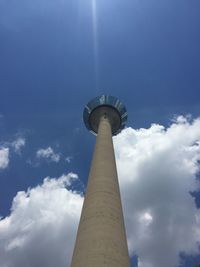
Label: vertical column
xmin=70 ymin=116 xmax=130 ymax=267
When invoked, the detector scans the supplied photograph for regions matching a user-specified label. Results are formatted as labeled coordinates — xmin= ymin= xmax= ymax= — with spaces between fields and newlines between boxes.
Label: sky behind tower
xmin=0 ymin=0 xmax=200 ymax=266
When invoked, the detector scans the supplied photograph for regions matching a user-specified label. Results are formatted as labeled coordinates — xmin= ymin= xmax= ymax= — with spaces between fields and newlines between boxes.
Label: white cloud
xmin=0 ymin=148 xmax=9 ymax=169
xmin=66 ymin=156 xmax=73 ymax=163
xmin=12 ymin=138 xmax=26 ymax=154
xmin=114 ymin=116 xmax=200 ymax=267
xmin=0 ymin=137 xmax=25 ymax=170
xmin=0 ymin=173 xmax=83 ymax=267
xmin=36 ymin=147 xmax=60 ymax=163
xmin=0 ymin=116 xmax=200 ymax=267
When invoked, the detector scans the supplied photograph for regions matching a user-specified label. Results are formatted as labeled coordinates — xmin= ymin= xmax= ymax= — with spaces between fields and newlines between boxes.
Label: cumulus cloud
xmin=0 ymin=116 xmax=200 ymax=267
xmin=114 ymin=116 xmax=200 ymax=267
xmin=0 ymin=147 xmax=9 ymax=169
xmin=36 ymin=147 xmax=60 ymax=163
xmin=0 ymin=137 xmax=25 ymax=169
xmin=0 ymin=173 xmax=83 ymax=267
xmin=12 ymin=138 xmax=26 ymax=154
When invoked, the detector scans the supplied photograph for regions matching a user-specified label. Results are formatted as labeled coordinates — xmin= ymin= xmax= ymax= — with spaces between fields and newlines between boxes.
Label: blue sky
xmin=0 ymin=0 xmax=200 ymax=266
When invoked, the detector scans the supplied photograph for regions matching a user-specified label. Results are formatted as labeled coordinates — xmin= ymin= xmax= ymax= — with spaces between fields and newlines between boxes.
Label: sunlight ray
xmin=91 ymin=0 xmax=99 ymax=91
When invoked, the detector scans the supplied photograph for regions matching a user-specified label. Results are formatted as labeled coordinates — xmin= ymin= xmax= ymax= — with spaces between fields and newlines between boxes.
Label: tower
xmin=70 ymin=95 xmax=130 ymax=267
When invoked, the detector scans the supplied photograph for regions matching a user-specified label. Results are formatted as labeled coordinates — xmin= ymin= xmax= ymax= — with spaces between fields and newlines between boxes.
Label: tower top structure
xmin=83 ymin=95 xmax=128 ymax=135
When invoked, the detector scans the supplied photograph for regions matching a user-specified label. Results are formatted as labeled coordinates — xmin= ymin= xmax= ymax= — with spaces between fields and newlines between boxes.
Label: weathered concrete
xmin=70 ymin=116 xmax=130 ymax=267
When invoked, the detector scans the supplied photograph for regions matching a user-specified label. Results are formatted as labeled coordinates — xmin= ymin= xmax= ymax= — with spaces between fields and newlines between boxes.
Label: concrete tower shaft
xmin=70 ymin=109 xmax=130 ymax=267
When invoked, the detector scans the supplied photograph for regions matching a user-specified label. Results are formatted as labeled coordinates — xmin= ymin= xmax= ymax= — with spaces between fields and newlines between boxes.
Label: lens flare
xmin=91 ymin=0 xmax=99 ymax=91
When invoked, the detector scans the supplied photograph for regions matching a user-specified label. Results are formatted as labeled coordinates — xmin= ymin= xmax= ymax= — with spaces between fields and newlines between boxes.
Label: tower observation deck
xmin=70 ymin=95 xmax=130 ymax=267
